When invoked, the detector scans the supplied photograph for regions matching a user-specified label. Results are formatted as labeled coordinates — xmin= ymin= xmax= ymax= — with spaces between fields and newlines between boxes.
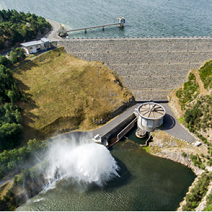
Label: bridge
xmin=66 ymin=23 xmax=121 ymax=33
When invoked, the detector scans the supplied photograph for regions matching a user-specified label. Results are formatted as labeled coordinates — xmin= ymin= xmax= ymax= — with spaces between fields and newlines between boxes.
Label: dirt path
xmin=191 ymin=69 xmax=211 ymax=95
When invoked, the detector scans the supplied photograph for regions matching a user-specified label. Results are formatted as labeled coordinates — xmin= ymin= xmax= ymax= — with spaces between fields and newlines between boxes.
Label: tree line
xmin=0 ymin=62 xmax=24 ymax=150
xmin=0 ymin=9 xmax=51 ymax=50
xmin=0 ymin=138 xmax=46 ymax=179
xmin=0 ymin=47 xmax=28 ymax=151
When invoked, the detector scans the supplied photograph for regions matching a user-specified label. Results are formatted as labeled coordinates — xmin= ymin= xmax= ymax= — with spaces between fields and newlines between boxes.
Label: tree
xmin=7 ymin=90 xmax=15 ymax=104
xmin=19 ymin=49 xmax=26 ymax=60
xmin=0 ymin=55 xmax=8 ymax=66
xmin=0 ymin=123 xmax=23 ymax=150
xmin=9 ymin=51 xmax=18 ymax=64
xmin=27 ymin=139 xmax=39 ymax=151
xmin=7 ymin=161 xmax=16 ymax=170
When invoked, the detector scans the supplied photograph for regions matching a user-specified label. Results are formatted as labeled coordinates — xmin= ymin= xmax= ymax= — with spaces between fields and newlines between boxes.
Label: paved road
xmin=45 ymin=19 xmax=63 ymax=41
xmin=161 ymin=103 xmax=195 ymax=143
xmin=93 ymin=104 xmax=138 ymax=137
xmin=93 ymin=102 xmax=195 ymax=143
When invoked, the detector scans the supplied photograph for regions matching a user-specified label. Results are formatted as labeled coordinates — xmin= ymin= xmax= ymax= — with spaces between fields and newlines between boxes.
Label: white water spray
xmin=45 ymin=134 xmax=120 ymax=187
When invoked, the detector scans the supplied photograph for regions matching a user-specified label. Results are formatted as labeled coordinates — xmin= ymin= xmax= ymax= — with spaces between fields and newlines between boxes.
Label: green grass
xmin=13 ymin=47 xmax=134 ymax=143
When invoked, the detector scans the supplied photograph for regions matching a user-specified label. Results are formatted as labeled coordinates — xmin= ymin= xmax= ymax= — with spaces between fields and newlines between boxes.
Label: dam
xmin=58 ymin=37 xmax=212 ymax=100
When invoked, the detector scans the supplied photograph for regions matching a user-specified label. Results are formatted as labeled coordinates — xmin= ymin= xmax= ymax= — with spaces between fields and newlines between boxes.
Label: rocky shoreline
xmin=148 ymin=130 xmax=209 ymax=211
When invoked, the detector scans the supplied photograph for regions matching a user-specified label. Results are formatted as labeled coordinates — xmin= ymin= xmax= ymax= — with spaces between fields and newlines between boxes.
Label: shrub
xmin=182 ymin=152 xmax=187 ymax=157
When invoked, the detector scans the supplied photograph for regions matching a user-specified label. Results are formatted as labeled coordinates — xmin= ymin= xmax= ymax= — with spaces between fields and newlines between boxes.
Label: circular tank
xmin=136 ymin=102 xmax=166 ymax=132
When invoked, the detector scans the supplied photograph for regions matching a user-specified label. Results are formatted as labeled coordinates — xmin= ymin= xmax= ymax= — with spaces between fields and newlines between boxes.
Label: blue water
xmin=1 ymin=0 xmax=212 ymax=38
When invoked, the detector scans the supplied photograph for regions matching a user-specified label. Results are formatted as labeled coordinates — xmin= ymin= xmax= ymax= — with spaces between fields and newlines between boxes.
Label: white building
xmin=21 ymin=38 xmax=51 ymax=54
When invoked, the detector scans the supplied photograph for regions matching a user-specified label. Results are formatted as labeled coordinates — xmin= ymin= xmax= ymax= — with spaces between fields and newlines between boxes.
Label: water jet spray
xmin=44 ymin=133 xmax=120 ymax=188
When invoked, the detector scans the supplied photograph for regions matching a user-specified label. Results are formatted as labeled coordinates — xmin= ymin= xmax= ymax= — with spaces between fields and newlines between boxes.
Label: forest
xmin=0 ymin=10 xmax=51 ymax=153
xmin=0 ymin=9 xmax=51 ymax=50
xmin=0 ymin=63 xmax=23 ymax=151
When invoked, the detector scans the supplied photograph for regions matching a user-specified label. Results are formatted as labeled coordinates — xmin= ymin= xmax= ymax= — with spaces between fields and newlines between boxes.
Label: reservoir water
xmin=0 ymin=0 xmax=212 ymax=39
xmin=17 ymin=139 xmax=195 ymax=211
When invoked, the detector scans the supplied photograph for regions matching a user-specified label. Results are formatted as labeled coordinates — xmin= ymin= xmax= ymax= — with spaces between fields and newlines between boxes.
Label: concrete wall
xmin=117 ymin=117 xmax=137 ymax=141
xmin=58 ymin=37 xmax=212 ymax=100
xmin=101 ymin=113 xmax=135 ymax=143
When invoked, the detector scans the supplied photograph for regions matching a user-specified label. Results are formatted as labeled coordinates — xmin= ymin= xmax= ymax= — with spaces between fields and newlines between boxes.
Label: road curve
xmin=45 ymin=19 xmax=63 ymax=41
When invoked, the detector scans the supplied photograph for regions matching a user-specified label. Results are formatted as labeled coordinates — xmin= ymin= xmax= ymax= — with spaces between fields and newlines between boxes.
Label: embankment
xmin=57 ymin=37 xmax=212 ymax=100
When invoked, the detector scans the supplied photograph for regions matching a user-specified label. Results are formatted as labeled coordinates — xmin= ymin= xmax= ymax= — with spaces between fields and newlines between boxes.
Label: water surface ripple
xmin=0 ymin=0 xmax=212 ymax=38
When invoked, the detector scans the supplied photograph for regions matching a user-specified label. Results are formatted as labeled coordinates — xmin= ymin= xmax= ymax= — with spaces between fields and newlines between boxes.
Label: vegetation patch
xmin=0 ymin=63 xmax=23 ymax=151
xmin=0 ymin=9 xmax=51 ymax=50
xmin=14 ymin=47 xmax=134 ymax=142
xmin=174 ymin=62 xmax=212 ymax=146
xmin=0 ymin=139 xmax=46 ymax=179
xmin=199 ymin=60 xmax=212 ymax=90
xmin=184 ymin=95 xmax=212 ymax=145
xmin=176 ymin=72 xmax=199 ymax=110
xmin=205 ymin=191 xmax=212 ymax=211
xmin=190 ymin=154 xmax=205 ymax=170
xmin=183 ymin=172 xmax=212 ymax=211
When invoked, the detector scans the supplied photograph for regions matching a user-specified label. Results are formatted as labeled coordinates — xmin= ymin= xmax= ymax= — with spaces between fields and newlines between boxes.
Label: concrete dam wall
xmin=58 ymin=37 xmax=212 ymax=100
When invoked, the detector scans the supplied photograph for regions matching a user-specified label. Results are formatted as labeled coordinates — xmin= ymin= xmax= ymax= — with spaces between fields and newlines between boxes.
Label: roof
xmin=138 ymin=102 xmax=166 ymax=119
xmin=21 ymin=38 xmax=50 ymax=47
xmin=21 ymin=40 xmax=43 ymax=47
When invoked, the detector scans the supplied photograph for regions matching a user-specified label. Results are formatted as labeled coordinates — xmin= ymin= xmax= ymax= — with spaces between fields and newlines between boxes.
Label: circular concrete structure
xmin=137 ymin=102 xmax=166 ymax=132
xmin=135 ymin=128 xmax=147 ymax=138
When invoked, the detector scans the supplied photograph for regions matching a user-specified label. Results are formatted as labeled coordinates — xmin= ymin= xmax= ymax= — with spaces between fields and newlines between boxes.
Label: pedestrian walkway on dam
xmin=59 ymin=37 xmax=212 ymax=101
xmin=92 ymin=102 xmax=195 ymax=144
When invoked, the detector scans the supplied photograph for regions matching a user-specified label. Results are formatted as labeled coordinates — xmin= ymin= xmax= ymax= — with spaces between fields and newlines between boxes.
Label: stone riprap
xmin=58 ymin=38 xmax=212 ymax=100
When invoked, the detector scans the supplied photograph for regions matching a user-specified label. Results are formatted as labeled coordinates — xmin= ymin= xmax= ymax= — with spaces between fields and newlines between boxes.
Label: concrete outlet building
xmin=21 ymin=38 xmax=51 ymax=54
xmin=135 ymin=102 xmax=166 ymax=132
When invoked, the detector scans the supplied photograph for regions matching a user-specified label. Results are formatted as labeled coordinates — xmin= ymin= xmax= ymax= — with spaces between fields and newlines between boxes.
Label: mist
xmin=43 ymin=132 xmax=120 ymax=187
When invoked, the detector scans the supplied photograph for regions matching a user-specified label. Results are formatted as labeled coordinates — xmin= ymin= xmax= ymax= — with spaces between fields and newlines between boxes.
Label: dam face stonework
xmin=58 ymin=38 xmax=212 ymax=100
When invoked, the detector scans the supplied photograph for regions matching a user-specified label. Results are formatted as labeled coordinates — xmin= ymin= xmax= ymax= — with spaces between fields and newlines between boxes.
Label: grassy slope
xmin=13 ymin=47 xmax=133 ymax=143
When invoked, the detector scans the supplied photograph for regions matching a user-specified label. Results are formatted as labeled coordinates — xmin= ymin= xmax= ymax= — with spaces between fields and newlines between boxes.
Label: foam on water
xmin=45 ymin=136 xmax=120 ymax=187
xmin=33 ymin=198 xmax=45 ymax=203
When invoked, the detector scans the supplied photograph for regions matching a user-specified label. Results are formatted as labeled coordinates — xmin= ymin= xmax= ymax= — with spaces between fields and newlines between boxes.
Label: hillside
xmin=168 ymin=61 xmax=212 ymax=145
xmin=167 ymin=60 xmax=212 ymax=211
xmin=13 ymin=47 xmax=134 ymax=143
